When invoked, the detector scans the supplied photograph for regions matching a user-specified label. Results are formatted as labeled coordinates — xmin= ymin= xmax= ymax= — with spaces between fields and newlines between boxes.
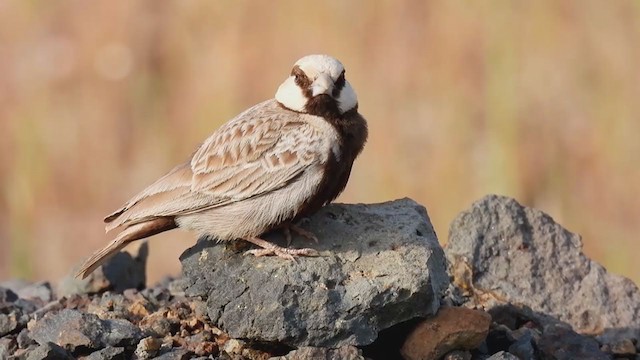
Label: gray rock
xmin=58 ymin=242 xmax=148 ymax=297
xmin=17 ymin=328 xmax=36 ymax=349
xmin=30 ymin=309 xmax=142 ymax=351
xmin=181 ymin=199 xmax=448 ymax=348
xmin=0 ymin=312 xmax=19 ymax=336
xmin=270 ymin=345 xmax=365 ymax=360
xmin=24 ymin=342 xmax=73 ymax=360
xmin=0 ymin=337 xmax=17 ymax=359
xmin=538 ymin=324 xmax=609 ymax=360
xmin=486 ymin=351 xmax=520 ymax=360
xmin=507 ymin=330 xmax=536 ymax=360
xmin=16 ymin=282 xmax=53 ymax=304
xmin=446 ymin=195 xmax=640 ymax=346
xmin=153 ymin=348 xmax=193 ymax=360
xmin=443 ymin=350 xmax=472 ymax=360
xmin=0 ymin=287 xmax=18 ymax=307
xmin=85 ymin=346 xmax=127 ymax=360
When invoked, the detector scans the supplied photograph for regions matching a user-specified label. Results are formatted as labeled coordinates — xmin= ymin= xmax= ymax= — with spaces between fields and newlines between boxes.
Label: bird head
xmin=275 ymin=54 xmax=358 ymax=118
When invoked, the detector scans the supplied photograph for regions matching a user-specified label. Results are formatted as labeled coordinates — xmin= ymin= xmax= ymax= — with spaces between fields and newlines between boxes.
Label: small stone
xmin=17 ymin=328 xmax=36 ymax=349
xmin=85 ymin=346 xmax=127 ymax=360
xmin=611 ymin=338 xmax=637 ymax=356
xmin=135 ymin=336 xmax=163 ymax=359
xmin=16 ymin=282 xmax=53 ymax=304
xmin=0 ymin=286 xmax=19 ymax=307
xmin=538 ymin=324 xmax=609 ymax=360
xmin=0 ymin=337 xmax=18 ymax=359
xmin=0 ymin=312 xmax=19 ymax=336
xmin=102 ymin=318 xmax=143 ymax=347
xmin=30 ymin=309 xmax=142 ymax=351
xmin=222 ymin=338 xmax=246 ymax=355
xmin=507 ymin=330 xmax=536 ymax=360
xmin=443 ymin=350 xmax=472 ymax=360
xmin=24 ymin=342 xmax=73 ymax=360
xmin=139 ymin=311 xmax=179 ymax=337
xmin=486 ymin=351 xmax=520 ymax=360
xmin=58 ymin=242 xmax=148 ymax=297
xmin=153 ymin=348 xmax=193 ymax=360
xmin=271 ymin=345 xmax=365 ymax=360
xmin=400 ymin=307 xmax=491 ymax=360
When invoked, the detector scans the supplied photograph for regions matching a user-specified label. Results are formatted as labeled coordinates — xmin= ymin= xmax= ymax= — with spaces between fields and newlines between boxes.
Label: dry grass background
xmin=1 ymin=1 xmax=639 ymax=285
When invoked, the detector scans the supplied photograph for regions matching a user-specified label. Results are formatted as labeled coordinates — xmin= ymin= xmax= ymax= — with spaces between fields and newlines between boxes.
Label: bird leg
xmin=281 ymin=223 xmax=319 ymax=246
xmin=243 ymin=237 xmax=319 ymax=260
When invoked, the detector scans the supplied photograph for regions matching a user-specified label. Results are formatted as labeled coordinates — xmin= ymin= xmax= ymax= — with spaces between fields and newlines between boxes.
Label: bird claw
xmin=242 ymin=236 xmax=319 ymax=260
xmin=244 ymin=247 xmax=319 ymax=260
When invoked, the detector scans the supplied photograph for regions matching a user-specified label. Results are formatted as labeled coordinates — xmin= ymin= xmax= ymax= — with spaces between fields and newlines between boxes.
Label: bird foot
xmin=282 ymin=223 xmax=319 ymax=246
xmin=243 ymin=237 xmax=319 ymax=260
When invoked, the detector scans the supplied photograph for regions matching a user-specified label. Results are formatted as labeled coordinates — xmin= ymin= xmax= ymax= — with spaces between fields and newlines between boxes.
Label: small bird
xmin=75 ymin=54 xmax=368 ymax=279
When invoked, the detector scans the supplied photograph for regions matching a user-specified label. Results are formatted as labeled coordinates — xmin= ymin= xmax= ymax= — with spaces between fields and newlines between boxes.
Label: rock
xmin=24 ymin=342 xmax=73 ymax=360
xmin=1 ymin=281 xmax=54 ymax=304
xmin=400 ymin=306 xmax=491 ymax=360
xmin=0 ymin=337 xmax=17 ymax=359
xmin=507 ymin=329 xmax=536 ymax=360
xmin=153 ymin=348 xmax=193 ymax=360
xmin=135 ymin=336 xmax=163 ymax=359
xmin=0 ymin=312 xmax=19 ymax=336
xmin=443 ymin=350 xmax=472 ymax=360
xmin=58 ymin=242 xmax=148 ymax=297
xmin=85 ymin=346 xmax=127 ymax=360
xmin=486 ymin=351 xmax=520 ymax=360
xmin=0 ymin=287 xmax=18 ymax=309
xmin=271 ymin=345 xmax=365 ymax=360
xmin=610 ymin=338 xmax=637 ymax=356
xmin=538 ymin=324 xmax=609 ymax=360
xmin=30 ymin=309 xmax=142 ymax=351
xmin=17 ymin=328 xmax=36 ymax=349
xmin=446 ymin=195 xmax=640 ymax=346
xmin=181 ymin=199 xmax=448 ymax=347
xmin=17 ymin=282 xmax=54 ymax=304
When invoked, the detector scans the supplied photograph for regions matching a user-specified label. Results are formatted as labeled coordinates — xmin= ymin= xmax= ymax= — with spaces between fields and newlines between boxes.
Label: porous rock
xmin=85 ymin=346 xmax=127 ymax=360
xmin=271 ymin=345 xmax=365 ymax=360
xmin=486 ymin=351 xmax=519 ymax=360
xmin=446 ymin=195 xmax=640 ymax=346
xmin=538 ymin=324 xmax=609 ymax=360
xmin=24 ymin=342 xmax=73 ymax=360
xmin=400 ymin=306 xmax=491 ymax=360
xmin=58 ymin=242 xmax=148 ymax=297
xmin=181 ymin=199 xmax=448 ymax=348
xmin=30 ymin=309 xmax=142 ymax=351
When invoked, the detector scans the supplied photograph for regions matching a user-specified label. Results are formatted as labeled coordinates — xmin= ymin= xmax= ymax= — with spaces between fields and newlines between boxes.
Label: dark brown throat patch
xmin=304 ymin=94 xmax=341 ymax=119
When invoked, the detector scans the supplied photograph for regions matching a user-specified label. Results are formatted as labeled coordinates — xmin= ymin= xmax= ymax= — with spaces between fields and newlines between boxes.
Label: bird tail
xmin=75 ymin=217 xmax=177 ymax=279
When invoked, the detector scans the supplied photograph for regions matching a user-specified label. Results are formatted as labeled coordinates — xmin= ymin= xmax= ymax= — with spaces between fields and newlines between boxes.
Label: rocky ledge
xmin=0 ymin=196 xmax=639 ymax=359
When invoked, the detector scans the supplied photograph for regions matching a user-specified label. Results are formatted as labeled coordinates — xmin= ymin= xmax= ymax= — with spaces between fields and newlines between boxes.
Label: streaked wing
xmin=105 ymin=100 xmax=326 ymax=230
xmin=190 ymin=107 xmax=321 ymax=200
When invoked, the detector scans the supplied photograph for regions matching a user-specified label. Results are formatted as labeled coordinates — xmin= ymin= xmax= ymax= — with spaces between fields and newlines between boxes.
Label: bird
xmin=76 ymin=54 xmax=368 ymax=279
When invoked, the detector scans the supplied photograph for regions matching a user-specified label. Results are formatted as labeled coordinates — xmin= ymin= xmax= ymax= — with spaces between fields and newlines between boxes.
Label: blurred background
xmin=1 ymin=1 xmax=639 ymax=285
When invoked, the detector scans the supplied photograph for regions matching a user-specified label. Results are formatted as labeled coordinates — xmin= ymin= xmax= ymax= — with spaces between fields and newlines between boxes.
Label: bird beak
xmin=311 ymin=73 xmax=333 ymax=97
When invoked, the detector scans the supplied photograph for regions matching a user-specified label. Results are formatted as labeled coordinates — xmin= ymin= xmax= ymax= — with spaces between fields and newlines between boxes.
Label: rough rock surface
xmin=30 ymin=309 xmax=142 ymax=351
xmin=58 ymin=242 xmax=148 ymax=297
xmin=446 ymin=194 xmax=640 ymax=346
xmin=180 ymin=199 xmax=448 ymax=348
xmin=270 ymin=345 xmax=365 ymax=360
xmin=400 ymin=306 xmax=491 ymax=360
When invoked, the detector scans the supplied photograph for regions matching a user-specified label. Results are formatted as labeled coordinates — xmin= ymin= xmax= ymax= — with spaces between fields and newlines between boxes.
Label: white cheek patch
xmin=275 ymin=76 xmax=307 ymax=112
xmin=338 ymin=81 xmax=358 ymax=113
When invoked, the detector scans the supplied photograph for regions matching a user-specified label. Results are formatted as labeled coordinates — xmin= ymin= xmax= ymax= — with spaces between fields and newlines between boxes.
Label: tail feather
xmin=76 ymin=217 xmax=177 ymax=279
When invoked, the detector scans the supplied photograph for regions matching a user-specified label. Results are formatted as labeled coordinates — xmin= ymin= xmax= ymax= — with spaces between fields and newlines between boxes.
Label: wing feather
xmin=105 ymin=100 xmax=329 ymax=231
